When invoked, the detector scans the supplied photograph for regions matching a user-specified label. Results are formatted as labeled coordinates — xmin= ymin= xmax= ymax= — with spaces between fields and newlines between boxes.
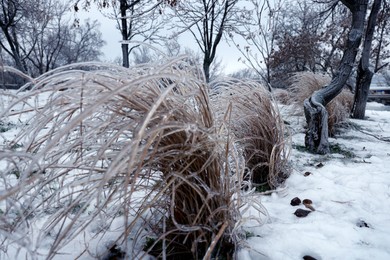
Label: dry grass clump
xmin=288 ymin=72 xmax=354 ymax=135
xmin=272 ymin=88 xmax=291 ymax=105
xmin=0 ymin=59 xmax=274 ymax=259
xmin=212 ymin=80 xmax=290 ymax=191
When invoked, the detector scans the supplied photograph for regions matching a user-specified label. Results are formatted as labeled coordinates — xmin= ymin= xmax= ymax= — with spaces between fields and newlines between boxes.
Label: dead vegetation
xmin=212 ymin=80 xmax=290 ymax=191
xmin=0 ymin=58 xmax=288 ymax=259
xmin=288 ymin=72 xmax=354 ymax=136
xmin=272 ymin=88 xmax=290 ymax=105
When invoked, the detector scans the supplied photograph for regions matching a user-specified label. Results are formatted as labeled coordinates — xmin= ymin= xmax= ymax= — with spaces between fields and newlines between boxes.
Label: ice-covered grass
xmin=2 ymin=59 xmax=389 ymax=259
xmin=0 ymin=59 xmax=288 ymax=259
xmin=212 ymin=81 xmax=290 ymax=190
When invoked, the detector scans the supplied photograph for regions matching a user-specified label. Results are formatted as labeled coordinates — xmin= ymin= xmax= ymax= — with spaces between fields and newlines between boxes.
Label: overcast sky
xmin=77 ymin=6 xmax=247 ymax=74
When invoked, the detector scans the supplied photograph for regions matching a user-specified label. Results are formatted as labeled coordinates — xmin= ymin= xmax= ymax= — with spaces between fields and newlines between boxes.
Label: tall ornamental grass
xmin=0 ymin=58 xmax=287 ymax=259
xmin=212 ymin=80 xmax=290 ymax=191
xmin=288 ymin=71 xmax=354 ymax=136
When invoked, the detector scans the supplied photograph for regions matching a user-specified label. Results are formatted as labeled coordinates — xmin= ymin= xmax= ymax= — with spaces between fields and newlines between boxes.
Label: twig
xmin=357 ymin=129 xmax=390 ymax=142
xmin=331 ymin=199 xmax=355 ymax=204
xmin=203 ymin=221 xmax=229 ymax=260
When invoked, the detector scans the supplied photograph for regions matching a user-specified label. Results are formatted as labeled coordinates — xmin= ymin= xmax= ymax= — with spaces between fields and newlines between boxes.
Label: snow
xmin=238 ymin=105 xmax=390 ymax=259
xmin=1 ymin=87 xmax=390 ymax=259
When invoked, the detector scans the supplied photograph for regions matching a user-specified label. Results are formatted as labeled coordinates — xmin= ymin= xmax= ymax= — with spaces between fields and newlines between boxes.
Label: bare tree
xmin=318 ymin=6 xmax=351 ymax=76
xmin=167 ymin=0 xmax=239 ymax=82
xmin=1 ymin=0 xmax=105 ymax=77
xmin=235 ymin=0 xmax=353 ymax=91
xmin=24 ymin=1 xmax=69 ymax=76
xmin=304 ymin=0 xmax=368 ymax=154
xmin=372 ymin=0 xmax=390 ymax=72
xmin=265 ymin=0 xmax=350 ymax=88
xmin=230 ymin=0 xmax=283 ymax=88
xmin=59 ymin=19 xmax=105 ymax=65
xmin=0 ymin=0 xmax=29 ymax=73
xmin=74 ymin=0 xmax=171 ymax=68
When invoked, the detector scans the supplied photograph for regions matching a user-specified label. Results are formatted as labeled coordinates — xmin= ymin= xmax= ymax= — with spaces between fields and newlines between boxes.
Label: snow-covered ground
xmin=239 ymin=102 xmax=390 ymax=259
xmin=1 ymin=88 xmax=390 ymax=259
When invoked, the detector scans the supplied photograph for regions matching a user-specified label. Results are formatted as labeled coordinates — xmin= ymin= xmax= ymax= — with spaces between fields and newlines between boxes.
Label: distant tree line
xmin=69 ymin=1 xmax=389 ymax=88
xmin=2 ymin=0 xmax=389 ymax=86
xmin=77 ymin=0 xmax=386 ymax=155
xmin=0 ymin=0 xmax=105 ymax=87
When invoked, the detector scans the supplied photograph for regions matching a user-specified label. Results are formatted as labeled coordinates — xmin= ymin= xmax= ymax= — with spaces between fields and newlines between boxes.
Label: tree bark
xmin=203 ymin=58 xmax=211 ymax=82
xmin=120 ymin=0 xmax=130 ymax=68
xmin=351 ymin=62 xmax=374 ymax=118
xmin=304 ymin=0 xmax=368 ymax=154
xmin=351 ymin=0 xmax=382 ymax=119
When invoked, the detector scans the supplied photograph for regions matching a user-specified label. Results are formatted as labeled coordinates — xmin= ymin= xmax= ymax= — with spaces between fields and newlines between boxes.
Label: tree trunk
xmin=351 ymin=0 xmax=382 ymax=119
xmin=351 ymin=62 xmax=373 ymax=118
xmin=120 ymin=0 xmax=130 ymax=68
xmin=203 ymin=58 xmax=211 ymax=83
xmin=0 ymin=27 xmax=28 ymax=74
xmin=200 ymin=0 xmax=235 ymax=83
xmin=304 ymin=0 xmax=368 ymax=154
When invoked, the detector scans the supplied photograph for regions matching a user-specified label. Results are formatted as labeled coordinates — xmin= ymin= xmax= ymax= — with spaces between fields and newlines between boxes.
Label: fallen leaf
xmin=303 ymin=199 xmax=315 ymax=211
xmin=302 ymin=199 xmax=313 ymax=204
xmin=294 ymin=209 xmax=312 ymax=218
xmin=290 ymin=197 xmax=301 ymax=206
xmin=303 ymin=256 xmax=317 ymax=260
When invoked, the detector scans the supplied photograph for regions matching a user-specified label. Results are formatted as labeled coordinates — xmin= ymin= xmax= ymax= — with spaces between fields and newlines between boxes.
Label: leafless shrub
xmin=0 ymin=59 xmax=272 ymax=259
xmin=289 ymin=72 xmax=354 ymax=135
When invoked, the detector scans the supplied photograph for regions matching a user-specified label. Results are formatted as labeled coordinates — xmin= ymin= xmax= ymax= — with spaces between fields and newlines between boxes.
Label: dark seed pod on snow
xmin=290 ymin=197 xmax=301 ymax=206
xmin=356 ymin=220 xmax=371 ymax=228
xmin=316 ymin=162 xmax=324 ymax=168
xmin=294 ymin=209 xmax=312 ymax=218
xmin=303 ymin=256 xmax=317 ymax=260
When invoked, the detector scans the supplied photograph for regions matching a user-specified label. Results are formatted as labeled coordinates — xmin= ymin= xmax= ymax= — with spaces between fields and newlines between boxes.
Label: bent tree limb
xmin=304 ymin=0 xmax=368 ymax=154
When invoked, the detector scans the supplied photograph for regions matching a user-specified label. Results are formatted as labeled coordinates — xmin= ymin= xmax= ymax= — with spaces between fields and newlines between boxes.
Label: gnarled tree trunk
xmin=352 ymin=62 xmax=374 ymax=118
xmin=352 ymin=0 xmax=382 ymax=119
xmin=304 ymin=0 xmax=368 ymax=154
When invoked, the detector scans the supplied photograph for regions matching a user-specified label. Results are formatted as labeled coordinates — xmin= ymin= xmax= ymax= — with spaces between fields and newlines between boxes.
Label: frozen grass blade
xmin=0 ymin=58 xmax=277 ymax=259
